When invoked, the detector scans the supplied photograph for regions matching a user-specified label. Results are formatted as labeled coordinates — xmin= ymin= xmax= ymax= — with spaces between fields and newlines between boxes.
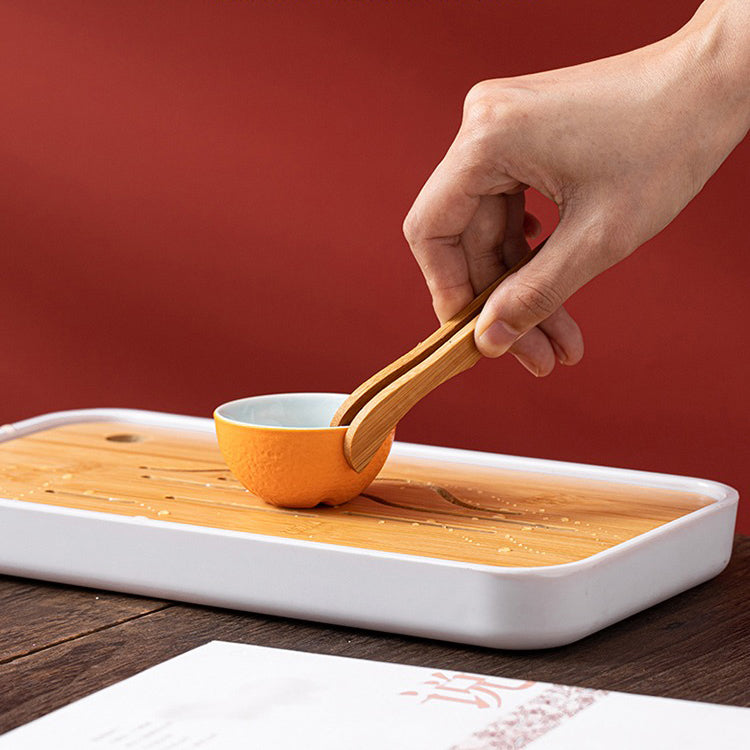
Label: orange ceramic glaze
xmin=214 ymin=409 xmax=394 ymax=508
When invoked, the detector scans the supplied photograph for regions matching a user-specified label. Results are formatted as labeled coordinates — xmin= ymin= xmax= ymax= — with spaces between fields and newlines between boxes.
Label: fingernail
xmin=515 ymin=353 xmax=540 ymax=377
xmin=551 ymin=339 xmax=568 ymax=365
xmin=477 ymin=320 xmax=520 ymax=357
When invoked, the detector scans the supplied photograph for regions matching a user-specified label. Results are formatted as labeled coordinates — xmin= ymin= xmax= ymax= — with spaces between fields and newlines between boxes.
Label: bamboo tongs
xmin=331 ymin=240 xmax=545 ymax=471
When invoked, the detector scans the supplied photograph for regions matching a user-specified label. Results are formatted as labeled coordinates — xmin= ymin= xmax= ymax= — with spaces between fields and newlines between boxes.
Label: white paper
xmin=1 ymin=641 xmax=747 ymax=749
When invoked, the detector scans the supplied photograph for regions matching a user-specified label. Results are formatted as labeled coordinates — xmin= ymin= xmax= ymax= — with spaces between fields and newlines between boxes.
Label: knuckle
xmin=464 ymin=86 xmax=493 ymax=116
xmin=512 ymin=278 xmax=564 ymax=322
xmin=402 ymin=210 xmax=419 ymax=243
xmin=463 ymin=80 xmax=495 ymax=112
xmin=462 ymin=80 xmax=524 ymax=138
xmin=463 ymin=83 xmax=502 ymax=135
xmin=471 ymin=246 xmax=503 ymax=266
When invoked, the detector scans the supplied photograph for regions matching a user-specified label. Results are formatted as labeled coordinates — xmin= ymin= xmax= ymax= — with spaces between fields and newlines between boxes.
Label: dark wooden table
xmin=1 ymin=536 xmax=748 ymax=734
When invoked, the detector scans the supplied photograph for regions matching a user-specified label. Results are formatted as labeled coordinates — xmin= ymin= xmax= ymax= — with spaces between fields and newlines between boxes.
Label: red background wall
xmin=1 ymin=1 xmax=747 ymax=532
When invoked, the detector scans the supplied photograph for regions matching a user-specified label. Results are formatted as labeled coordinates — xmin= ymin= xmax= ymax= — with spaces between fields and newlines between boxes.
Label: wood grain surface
xmin=0 ymin=421 xmax=714 ymax=567
xmin=0 ymin=536 xmax=748 ymax=735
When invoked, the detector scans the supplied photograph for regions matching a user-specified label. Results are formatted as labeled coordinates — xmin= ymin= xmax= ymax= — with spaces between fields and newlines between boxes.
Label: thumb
xmin=475 ymin=219 xmax=609 ymax=357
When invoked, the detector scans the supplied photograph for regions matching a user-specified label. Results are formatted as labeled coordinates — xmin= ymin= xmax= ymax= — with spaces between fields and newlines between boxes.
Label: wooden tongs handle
xmin=331 ymin=241 xmax=545 ymax=471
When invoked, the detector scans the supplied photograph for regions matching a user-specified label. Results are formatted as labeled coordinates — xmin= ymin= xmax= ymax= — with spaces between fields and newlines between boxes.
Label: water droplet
xmin=61 ymin=473 xmax=72 ymax=479
xmin=377 ymin=520 xmax=385 ymax=524
xmin=411 ymin=522 xmax=420 ymax=527
xmin=561 ymin=517 xmax=570 ymax=522
xmin=157 ymin=510 xmax=170 ymax=517
xmin=521 ymin=526 xmax=532 ymax=531
xmin=498 ymin=547 xmax=511 ymax=553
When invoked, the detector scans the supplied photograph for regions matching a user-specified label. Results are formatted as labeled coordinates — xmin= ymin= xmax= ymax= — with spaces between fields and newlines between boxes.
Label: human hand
xmin=403 ymin=0 xmax=750 ymax=376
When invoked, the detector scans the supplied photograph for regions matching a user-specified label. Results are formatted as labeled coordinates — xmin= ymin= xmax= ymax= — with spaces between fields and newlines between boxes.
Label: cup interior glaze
xmin=215 ymin=392 xmax=348 ymax=430
xmin=213 ymin=393 xmax=394 ymax=508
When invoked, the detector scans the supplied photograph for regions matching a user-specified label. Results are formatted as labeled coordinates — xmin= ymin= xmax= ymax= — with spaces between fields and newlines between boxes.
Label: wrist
xmin=676 ymin=0 xmax=750 ymax=142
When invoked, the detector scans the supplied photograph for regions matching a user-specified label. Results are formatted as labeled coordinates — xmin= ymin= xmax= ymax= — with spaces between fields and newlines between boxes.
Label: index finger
xmin=403 ymin=135 xmax=523 ymax=321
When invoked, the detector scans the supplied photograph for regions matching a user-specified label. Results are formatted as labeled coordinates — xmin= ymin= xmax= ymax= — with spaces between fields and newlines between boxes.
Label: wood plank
xmin=0 ymin=576 xmax=168 ymax=663
xmin=0 ymin=421 xmax=715 ymax=567
xmin=1 ymin=537 xmax=747 ymax=735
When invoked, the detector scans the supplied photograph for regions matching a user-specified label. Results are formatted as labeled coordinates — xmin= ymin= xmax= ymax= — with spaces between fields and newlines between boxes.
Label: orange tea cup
xmin=213 ymin=393 xmax=394 ymax=508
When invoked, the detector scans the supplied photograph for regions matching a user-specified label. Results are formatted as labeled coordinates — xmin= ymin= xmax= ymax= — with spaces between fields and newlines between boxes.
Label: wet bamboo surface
xmin=0 ymin=421 xmax=714 ymax=567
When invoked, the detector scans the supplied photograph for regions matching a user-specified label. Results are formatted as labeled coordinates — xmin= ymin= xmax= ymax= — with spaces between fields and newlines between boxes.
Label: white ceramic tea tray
xmin=0 ymin=408 xmax=738 ymax=649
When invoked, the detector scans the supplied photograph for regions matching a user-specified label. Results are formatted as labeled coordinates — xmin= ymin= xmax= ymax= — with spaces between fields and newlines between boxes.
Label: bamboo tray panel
xmin=0 ymin=421 xmax=714 ymax=568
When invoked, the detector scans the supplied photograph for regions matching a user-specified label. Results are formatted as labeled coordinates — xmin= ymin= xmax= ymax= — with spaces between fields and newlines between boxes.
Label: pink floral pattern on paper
xmin=452 ymin=684 xmax=609 ymax=750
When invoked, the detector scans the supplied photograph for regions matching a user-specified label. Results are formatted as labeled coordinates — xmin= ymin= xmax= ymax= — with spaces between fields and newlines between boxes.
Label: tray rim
xmin=0 ymin=407 xmax=739 ymax=576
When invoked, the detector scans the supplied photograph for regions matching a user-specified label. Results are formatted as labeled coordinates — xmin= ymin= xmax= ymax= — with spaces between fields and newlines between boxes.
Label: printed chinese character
xmin=401 ymin=672 xmax=536 ymax=709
